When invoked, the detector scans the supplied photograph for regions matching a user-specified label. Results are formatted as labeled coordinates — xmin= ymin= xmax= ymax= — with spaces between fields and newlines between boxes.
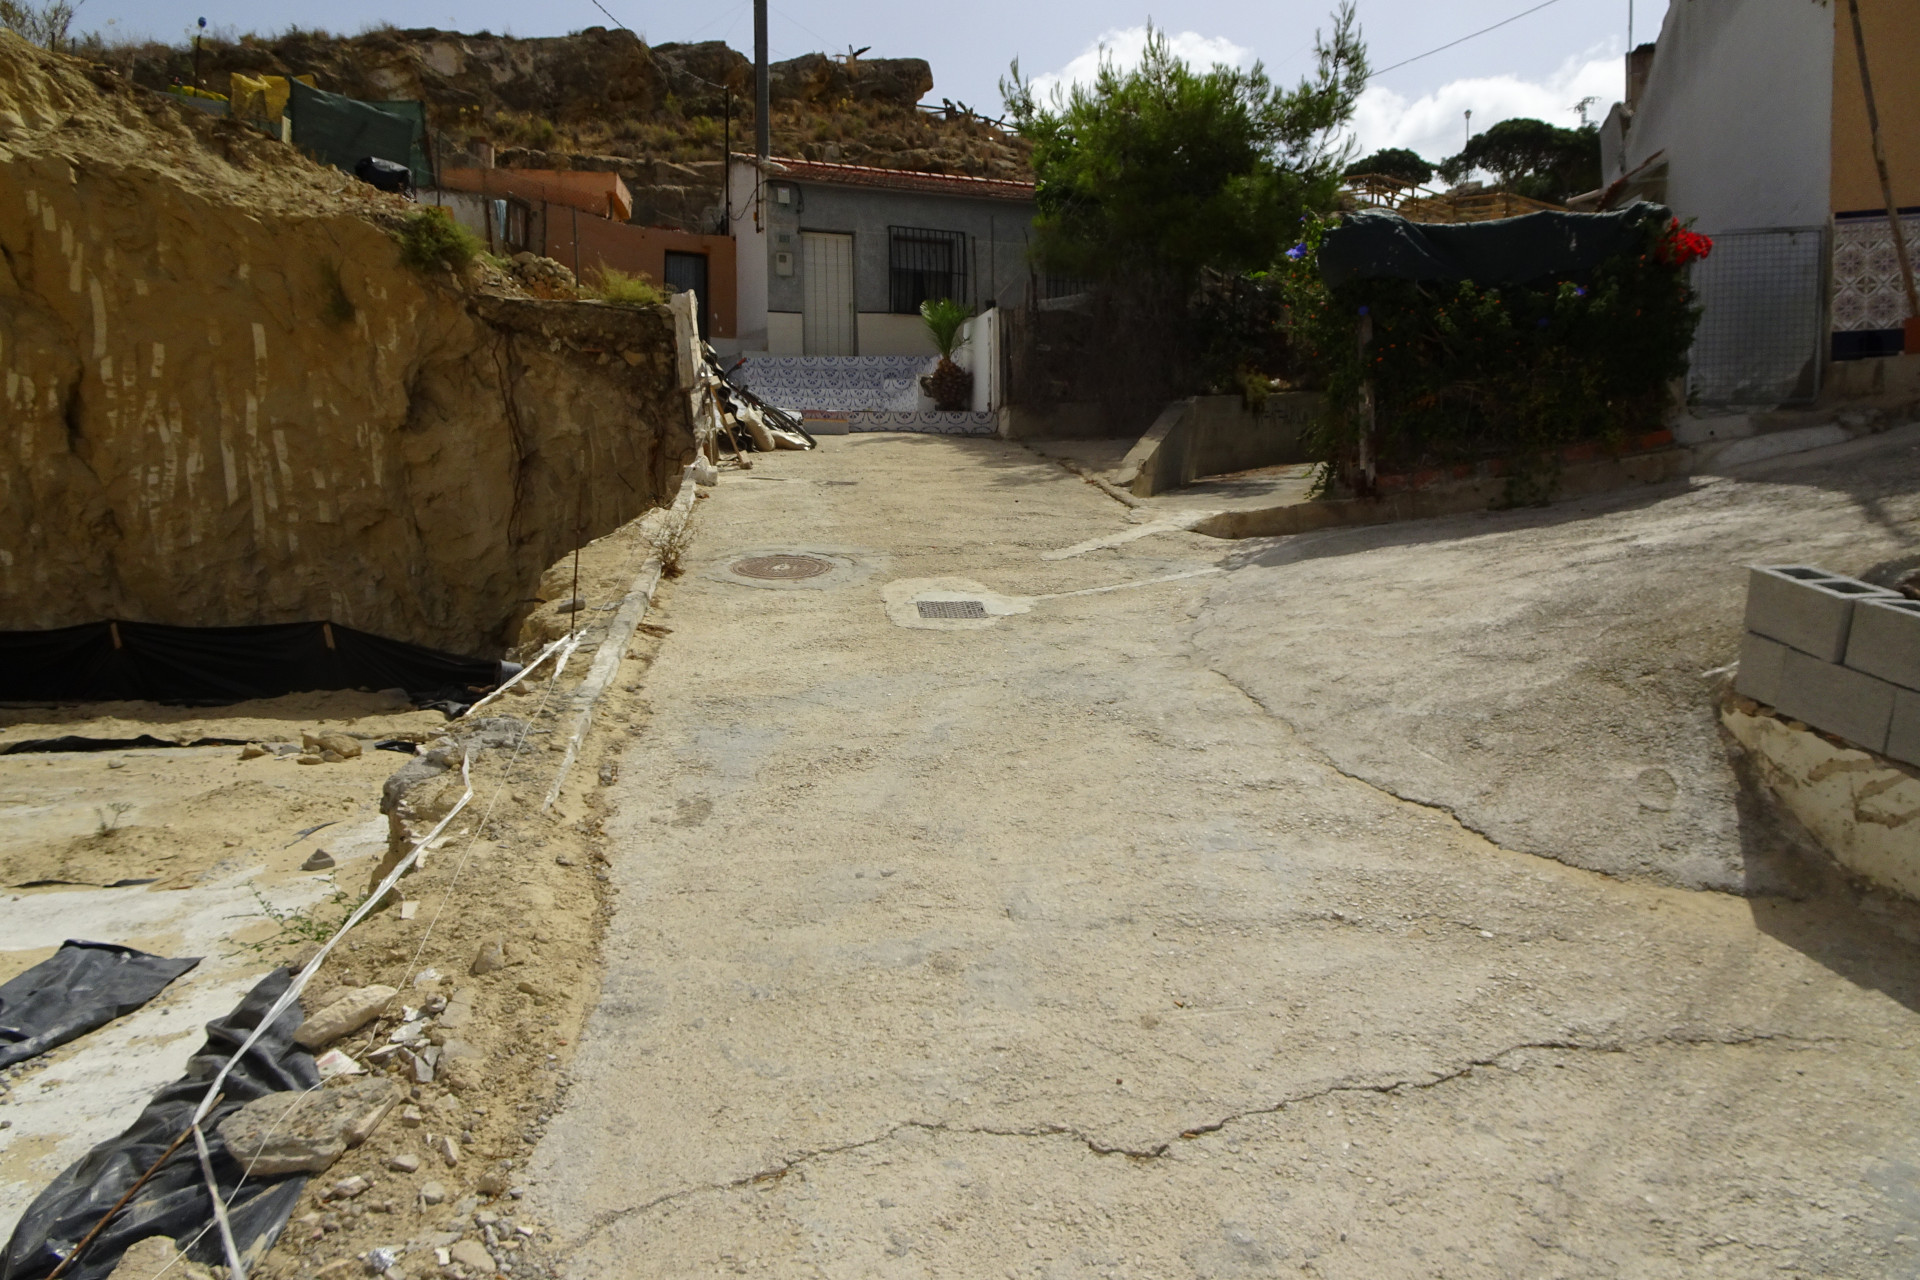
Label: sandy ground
xmin=0 ymin=498 xmax=689 ymax=1273
xmin=523 ymin=431 xmax=1920 ymax=1279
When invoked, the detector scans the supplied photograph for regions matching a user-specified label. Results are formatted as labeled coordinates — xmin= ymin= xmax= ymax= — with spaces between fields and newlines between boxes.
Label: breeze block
xmin=1844 ymin=595 xmax=1920 ymax=693
xmin=1774 ymin=646 xmax=1898 ymax=755
xmin=1888 ymin=689 xmax=1920 ymax=769
xmin=1734 ymin=631 xmax=1790 ymax=708
xmin=1744 ymin=565 xmax=1897 ymax=663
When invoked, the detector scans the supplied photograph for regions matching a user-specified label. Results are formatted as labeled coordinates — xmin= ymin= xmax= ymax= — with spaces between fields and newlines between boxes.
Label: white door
xmin=801 ymin=231 xmax=858 ymax=355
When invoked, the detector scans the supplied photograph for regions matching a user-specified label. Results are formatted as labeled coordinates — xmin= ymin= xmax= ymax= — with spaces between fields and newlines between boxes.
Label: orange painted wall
xmin=1832 ymin=0 xmax=1920 ymax=212
xmin=441 ymin=168 xmax=633 ymax=221
xmin=540 ymin=216 xmax=737 ymax=339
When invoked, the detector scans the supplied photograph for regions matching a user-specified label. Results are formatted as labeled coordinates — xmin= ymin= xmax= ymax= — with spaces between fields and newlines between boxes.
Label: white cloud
xmin=1348 ymin=49 xmax=1624 ymax=171
xmin=1026 ymin=26 xmax=1256 ymax=103
xmin=1022 ymin=32 xmax=1625 ymax=181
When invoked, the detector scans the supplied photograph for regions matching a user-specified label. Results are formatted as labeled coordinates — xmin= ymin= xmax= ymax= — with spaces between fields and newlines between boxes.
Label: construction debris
xmin=216 ymin=1078 xmax=402 ymax=1178
xmin=294 ymin=986 xmax=400 ymax=1050
xmin=693 ymin=347 xmax=817 ymax=462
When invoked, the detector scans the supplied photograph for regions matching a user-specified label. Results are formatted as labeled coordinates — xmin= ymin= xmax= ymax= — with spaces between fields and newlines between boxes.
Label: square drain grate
xmin=917 ymin=599 xmax=987 ymax=619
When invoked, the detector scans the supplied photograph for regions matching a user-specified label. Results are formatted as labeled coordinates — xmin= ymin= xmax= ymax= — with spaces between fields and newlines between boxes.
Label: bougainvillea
xmin=1279 ymin=207 xmax=1710 ymax=502
xmin=1655 ymin=218 xmax=1715 ymax=267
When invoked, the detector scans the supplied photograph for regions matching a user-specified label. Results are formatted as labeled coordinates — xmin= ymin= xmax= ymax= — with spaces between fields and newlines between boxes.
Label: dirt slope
xmin=0 ymin=32 xmax=697 ymax=653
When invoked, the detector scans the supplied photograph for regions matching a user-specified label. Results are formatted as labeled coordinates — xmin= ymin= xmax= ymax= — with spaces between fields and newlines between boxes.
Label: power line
xmin=1367 ymin=0 xmax=1570 ymax=80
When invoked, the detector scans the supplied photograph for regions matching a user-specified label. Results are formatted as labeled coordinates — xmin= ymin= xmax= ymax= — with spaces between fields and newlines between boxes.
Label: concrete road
xmin=529 ymin=432 xmax=1920 ymax=1279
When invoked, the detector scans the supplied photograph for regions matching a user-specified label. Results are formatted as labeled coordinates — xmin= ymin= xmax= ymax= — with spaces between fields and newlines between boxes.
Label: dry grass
xmin=659 ymin=507 xmax=696 ymax=578
xmin=587 ymin=267 xmax=667 ymax=308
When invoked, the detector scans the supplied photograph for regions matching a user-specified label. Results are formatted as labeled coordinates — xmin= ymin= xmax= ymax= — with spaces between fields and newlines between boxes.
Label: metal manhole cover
xmin=917 ymin=600 xmax=987 ymax=619
xmin=733 ymin=554 xmax=834 ymax=581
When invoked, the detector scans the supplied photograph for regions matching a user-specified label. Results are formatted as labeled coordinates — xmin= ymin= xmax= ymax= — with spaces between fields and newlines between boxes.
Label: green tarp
xmin=1318 ymin=202 xmax=1672 ymax=288
xmin=288 ymin=81 xmax=432 ymax=188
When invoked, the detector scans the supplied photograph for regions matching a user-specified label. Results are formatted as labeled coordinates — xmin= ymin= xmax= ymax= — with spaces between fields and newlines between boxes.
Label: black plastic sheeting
xmin=0 ymin=619 xmax=504 ymax=707
xmin=0 ymin=943 xmax=200 ymax=1069
xmin=2 ymin=969 xmax=318 ymax=1280
xmin=1318 ymin=202 xmax=1672 ymax=288
xmin=3 ymin=737 xmax=247 ymax=756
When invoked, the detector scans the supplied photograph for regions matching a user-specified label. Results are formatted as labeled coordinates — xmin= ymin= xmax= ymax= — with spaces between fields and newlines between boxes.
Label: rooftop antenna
xmin=1572 ymin=95 xmax=1596 ymax=127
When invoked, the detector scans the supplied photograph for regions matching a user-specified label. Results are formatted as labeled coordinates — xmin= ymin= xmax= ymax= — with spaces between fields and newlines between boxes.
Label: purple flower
xmin=1357 ymin=305 xmax=1369 ymax=316
xmin=1536 ymin=317 xmax=1550 ymax=328
xmin=1574 ymin=286 xmax=1588 ymax=297
xmin=1285 ymin=243 xmax=1307 ymax=260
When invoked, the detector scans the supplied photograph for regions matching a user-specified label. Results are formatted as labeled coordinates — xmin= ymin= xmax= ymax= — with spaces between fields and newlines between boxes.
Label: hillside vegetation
xmin=91 ymin=25 xmax=1030 ymax=179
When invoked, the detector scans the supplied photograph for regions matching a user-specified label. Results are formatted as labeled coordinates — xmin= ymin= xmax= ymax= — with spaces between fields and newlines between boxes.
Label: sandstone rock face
xmin=0 ymin=34 xmax=696 ymax=654
xmin=768 ymin=53 xmax=933 ymax=107
xmin=652 ymin=40 xmax=753 ymax=104
xmin=216 ymin=1076 xmax=403 ymax=1177
xmin=119 ymin=26 xmax=666 ymax=125
xmin=295 ymin=984 xmax=400 ymax=1049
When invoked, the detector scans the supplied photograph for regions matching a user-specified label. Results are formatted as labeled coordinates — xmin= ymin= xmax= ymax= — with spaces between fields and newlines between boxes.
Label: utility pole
xmin=754 ymin=0 xmax=770 ymax=161
xmin=1845 ymin=0 xmax=1919 ymax=350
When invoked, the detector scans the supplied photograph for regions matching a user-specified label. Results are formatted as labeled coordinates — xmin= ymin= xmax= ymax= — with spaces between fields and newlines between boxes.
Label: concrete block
xmin=1845 ymin=595 xmax=1920 ymax=691
xmin=1743 ymin=565 xmax=1894 ymax=662
xmin=1734 ymin=631 xmax=1791 ymax=707
xmin=1774 ymin=647 xmax=1897 ymax=754
xmin=1889 ymin=689 xmax=1920 ymax=769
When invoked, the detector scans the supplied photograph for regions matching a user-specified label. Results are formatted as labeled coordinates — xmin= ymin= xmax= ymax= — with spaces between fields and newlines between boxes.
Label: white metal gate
xmin=802 ymin=231 xmax=858 ymax=356
xmin=1687 ymin=226 xmax=1828 ymax=405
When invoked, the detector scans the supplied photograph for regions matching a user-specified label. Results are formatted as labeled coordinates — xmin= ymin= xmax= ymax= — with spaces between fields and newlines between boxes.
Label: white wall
xmin=730 ymin=158 xmax=771 ymax=352
xmin=856 ymin=313 xmax=938 ymax=357
xmin=429 ymin=191 xmax=492 ymax=245
xmin=959 ymin=308 xmax=999 ymax=412
xmin=1620 ymin=0 xmax=1833 ymax=233
xmin=767 ymin=312 xmax=803 ymax=355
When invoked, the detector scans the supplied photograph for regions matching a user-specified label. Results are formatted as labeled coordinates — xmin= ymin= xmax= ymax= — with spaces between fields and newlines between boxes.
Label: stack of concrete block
xmin=1736 ymin=565 xmax=1920 ymax=766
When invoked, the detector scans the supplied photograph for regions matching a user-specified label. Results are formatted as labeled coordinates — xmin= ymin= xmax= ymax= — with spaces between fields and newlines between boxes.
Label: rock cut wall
xmin=0 ymin=34 xmax=698 ymax=654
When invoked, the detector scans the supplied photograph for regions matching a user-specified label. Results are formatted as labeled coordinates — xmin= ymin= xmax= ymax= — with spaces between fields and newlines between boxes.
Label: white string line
xmin=182 ymin=649 xmax=580 ymax=1278
xmin=167 ymin=756 xmax=475 ymax=1280
xmin=190 ymin=1123 xmax=243 ymax=1277
xmin=143 ymin=1079 xmax=331 ymax=1279
xmin=394 ymin=638 xmax=581 ymax=998
xmin=146 ymin=679 xmax=560 ymax=1277
xmin=170 ymin=487 xmax=674 ymax=1277
xmin=188 ymin=752 xmax=476 ymax=1133
xmin=460 ymin=632 xmax=581 ymax=720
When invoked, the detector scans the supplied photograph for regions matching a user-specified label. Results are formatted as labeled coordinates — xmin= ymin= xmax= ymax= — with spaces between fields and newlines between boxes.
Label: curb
xmin=541 ymin=463 xmax=700 ymax=810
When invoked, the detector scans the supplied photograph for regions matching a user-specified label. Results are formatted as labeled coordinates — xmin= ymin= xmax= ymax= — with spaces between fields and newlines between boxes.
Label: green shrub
xmin=396 ymin=209 xmax=480 ymax=273
xmin=1282 ymin=208 xmax=1705 ymax=500
xmin=919 ymin=296 xmax=972 ymax=360
xmin=588 ymin=267 xmax=667 ymax=307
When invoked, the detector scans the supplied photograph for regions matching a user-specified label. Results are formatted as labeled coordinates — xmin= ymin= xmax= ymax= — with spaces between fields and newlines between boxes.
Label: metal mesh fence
xmin=1687 ymin=226 xmax=1827 ymax=405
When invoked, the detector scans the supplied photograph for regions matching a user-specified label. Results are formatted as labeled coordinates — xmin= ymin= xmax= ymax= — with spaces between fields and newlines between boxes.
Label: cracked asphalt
xmin=527 ymin=432 xmax=1920 ymax=1279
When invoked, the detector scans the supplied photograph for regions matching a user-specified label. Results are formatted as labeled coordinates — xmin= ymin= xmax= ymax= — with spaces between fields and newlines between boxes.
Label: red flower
xmin=1655 ymin=218 xmax=1714 ymax=267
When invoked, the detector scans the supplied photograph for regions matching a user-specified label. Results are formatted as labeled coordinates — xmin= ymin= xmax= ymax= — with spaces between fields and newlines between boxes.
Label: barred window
xmin=889 ymin=226 xmax=968 ymax=313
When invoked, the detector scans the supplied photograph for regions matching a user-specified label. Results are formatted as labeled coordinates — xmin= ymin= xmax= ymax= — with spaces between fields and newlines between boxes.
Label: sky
xmin=83 ymin=0 xmax=1664 ymax=165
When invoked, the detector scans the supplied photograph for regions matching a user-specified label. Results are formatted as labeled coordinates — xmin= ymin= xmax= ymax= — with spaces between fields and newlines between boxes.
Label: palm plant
xmin=919 ymin=297 xmax=975 ymax=410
